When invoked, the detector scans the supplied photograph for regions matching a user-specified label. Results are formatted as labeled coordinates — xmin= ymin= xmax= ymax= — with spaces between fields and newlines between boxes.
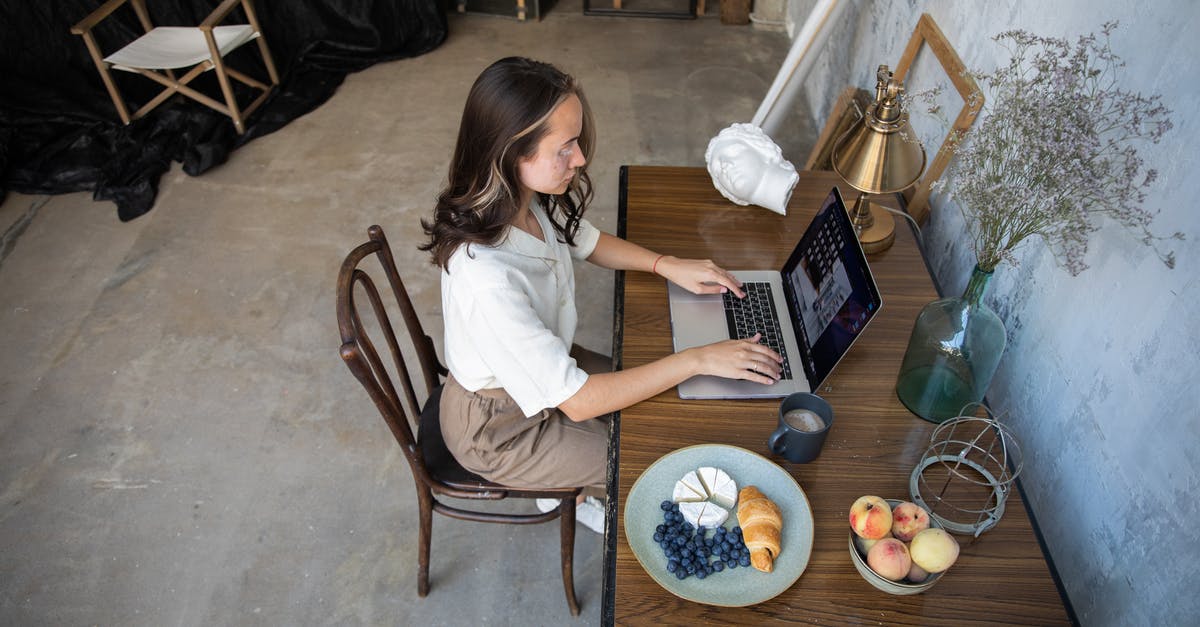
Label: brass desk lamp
xmin=832 ymin=65 xmax=926 ymax=254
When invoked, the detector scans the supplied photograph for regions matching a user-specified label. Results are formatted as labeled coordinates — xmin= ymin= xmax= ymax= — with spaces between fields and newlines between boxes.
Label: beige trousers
xmin=439 ymin=345 xmax=612 ymax=499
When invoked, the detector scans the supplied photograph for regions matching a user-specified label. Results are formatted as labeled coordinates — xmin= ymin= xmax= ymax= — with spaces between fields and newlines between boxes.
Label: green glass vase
xmin=895 ymin=265 xmax=1006 ymax=423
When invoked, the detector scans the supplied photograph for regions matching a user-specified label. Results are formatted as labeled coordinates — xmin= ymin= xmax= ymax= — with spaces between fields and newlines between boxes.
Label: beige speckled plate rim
xmin=622 ymin=443 xmax=815 ymax=607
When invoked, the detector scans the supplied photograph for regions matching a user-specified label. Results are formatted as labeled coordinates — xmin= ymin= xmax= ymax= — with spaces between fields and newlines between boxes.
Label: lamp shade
xmin=831 ymin=66 xmax=926 ymax=194
xmin=831 ymin=118 xmax=926 ymax=194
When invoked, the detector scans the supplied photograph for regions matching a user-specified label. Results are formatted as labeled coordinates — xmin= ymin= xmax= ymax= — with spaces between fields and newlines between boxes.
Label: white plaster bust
xmin=705 ymin=123 xmax=799 ymax=215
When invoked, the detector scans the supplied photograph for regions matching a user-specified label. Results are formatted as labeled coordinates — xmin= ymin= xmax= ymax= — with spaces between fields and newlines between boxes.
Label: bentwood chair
xmin=71 ymin=0 xmax=279 ymax=134
xmin=336 ymin=225 xmax=584 ymax=615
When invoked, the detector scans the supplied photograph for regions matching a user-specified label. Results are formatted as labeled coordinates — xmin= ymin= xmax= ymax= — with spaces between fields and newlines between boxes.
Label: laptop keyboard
xmin=722 ymin=282 xmax=793 ymax=380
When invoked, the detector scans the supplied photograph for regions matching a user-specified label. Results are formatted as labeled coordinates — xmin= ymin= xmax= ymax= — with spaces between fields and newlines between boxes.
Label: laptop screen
xmin=780 ymin=188 xmax=883 ymax=389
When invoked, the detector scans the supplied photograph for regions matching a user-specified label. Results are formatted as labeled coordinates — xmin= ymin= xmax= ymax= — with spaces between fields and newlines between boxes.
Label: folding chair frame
xmin=71 ymin=0 xmax=280 ymax=134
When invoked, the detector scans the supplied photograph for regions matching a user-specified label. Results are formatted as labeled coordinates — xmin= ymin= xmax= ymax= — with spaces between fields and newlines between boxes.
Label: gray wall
xmin=783 ymin=0 xmax=1200 ymax=624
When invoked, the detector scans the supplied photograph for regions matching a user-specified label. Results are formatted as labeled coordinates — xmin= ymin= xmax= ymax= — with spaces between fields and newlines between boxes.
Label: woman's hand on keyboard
xmin=654 ymin=256 xmax=745 ymax=298
xmin=686 ymin=333 xmax=783 ymax=384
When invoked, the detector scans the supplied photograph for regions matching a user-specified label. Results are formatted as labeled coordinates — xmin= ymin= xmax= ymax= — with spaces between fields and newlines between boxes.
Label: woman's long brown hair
xmin=421 ymin=57 xmax=595 ymax=270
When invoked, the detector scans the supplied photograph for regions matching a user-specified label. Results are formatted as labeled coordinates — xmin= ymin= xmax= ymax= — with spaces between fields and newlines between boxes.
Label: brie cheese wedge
xmin=679 ymin=470 xmax=708 ymax=500
xmin=678 ymin=501 xmax=708 ymax=527
xmin=697 ymin=467 xmax=720 ymax=496
xmin=709 ymin=468 xmax=738 ymax=510
xmin=672 ymin=479 xmax=706 ymax=503
xmin=679 ymin=500 xmax=730 ymax=528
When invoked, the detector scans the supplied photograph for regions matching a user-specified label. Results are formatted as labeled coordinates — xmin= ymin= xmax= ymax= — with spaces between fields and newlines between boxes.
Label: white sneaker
xmin=536 ymin=498 xmax=561 ymax=513
xmin=576 ymin=497 xmax=606 ymax=534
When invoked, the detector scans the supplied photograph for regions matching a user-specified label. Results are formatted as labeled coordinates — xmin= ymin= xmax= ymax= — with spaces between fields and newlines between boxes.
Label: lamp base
xmin=849 ymin=197 xmax=896 ymax=254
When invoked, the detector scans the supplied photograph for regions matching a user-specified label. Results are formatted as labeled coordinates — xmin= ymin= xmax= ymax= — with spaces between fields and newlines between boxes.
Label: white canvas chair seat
xmin=71 ymin=0 xmax=279 ymax=134
xmin=105 ymin=25 xmax=259 ymax=72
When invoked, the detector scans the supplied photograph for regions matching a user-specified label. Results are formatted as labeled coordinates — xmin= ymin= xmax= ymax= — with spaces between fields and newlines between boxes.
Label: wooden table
xmin=601 ymin=166 xmax=1073 ymax=625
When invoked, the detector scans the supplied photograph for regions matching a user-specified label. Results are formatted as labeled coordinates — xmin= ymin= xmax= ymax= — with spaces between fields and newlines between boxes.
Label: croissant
xmin=736 ymin=485 xmax=782 ymax=573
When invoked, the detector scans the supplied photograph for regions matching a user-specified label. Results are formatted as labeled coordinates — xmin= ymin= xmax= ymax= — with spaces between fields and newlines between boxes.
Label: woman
xmin=421 ymin=57 xmax=782 ymax=531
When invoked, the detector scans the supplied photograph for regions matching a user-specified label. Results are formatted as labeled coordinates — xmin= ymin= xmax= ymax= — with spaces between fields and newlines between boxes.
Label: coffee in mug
xmin=783 ymin=408 xmax=826 ymax=433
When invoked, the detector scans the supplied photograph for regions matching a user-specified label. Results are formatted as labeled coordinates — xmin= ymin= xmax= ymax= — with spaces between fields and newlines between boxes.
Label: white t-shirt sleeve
xmin=461 ymin=285 xmax=589 ymax=417
xmin=569 ymin=217 xmax=601 ymax=260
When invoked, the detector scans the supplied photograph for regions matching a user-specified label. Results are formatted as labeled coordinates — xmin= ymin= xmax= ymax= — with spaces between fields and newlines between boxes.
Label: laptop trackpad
xmin=668 ymin=298 xmax=728 ymax=351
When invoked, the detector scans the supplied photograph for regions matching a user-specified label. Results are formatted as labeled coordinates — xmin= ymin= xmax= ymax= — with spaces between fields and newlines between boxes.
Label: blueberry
xmin=732 ymin=526 xmax=742 ymax=536
xmin=656 ymin=524 xmax=666 ymax=534
xmin=727 ymin=560 xmax=738 ymax=569
xmin=661 ymin=500 xmax=672 ymax=511
xmin=653 ymin=532 xmax=663 ymax=542
xmin=705 ymin=538 xmax=714 ymax=548
xmin=696 ymin=526 xmax=707 ymax=537
xmin=682 ymin=523 xmax=693 ymax=534
xmin=666 ymin=561 xmax=677 ymax=573
xmin=713 ymin=561 xmax=725 ymax=572
xmin=686 ymin=563 xmax=696 ymax=574
xmin=671 ymin=503 xmax=681 ymax=513
xmin=675 ymin=536 xmax=686 ymax=546
xmin=675 ymin=570 xmax=687 ymax=580
xmin=739 ymin=555 xmax=751 ymax=567
xmin=680 ymin=548 xmax=691 ymax=558
xmin=695 ymin=569 xmax=707 ymax=580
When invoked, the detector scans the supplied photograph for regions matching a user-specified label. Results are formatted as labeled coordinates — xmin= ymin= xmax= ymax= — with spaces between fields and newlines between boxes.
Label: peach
xmin=853 ymin=530 xmax=892 ymax=555
xmin=849 ymin=495 xmax=893 ymax=540
xmin=909 ymin=528 xmax=960 ymax=573
xmin=906 ymin=561 xmax=931 ymax=583
xmin=866 ymin=538 xmax=911 ymax=581
xmin=891 ymin=501 xmax=931 ymax=542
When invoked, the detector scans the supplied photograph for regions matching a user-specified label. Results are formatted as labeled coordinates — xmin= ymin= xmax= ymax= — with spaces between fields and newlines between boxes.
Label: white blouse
xmin=441 ymin=200 xmax=601 ymax=417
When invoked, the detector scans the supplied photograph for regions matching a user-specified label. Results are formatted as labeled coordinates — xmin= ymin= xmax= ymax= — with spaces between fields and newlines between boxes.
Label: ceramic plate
xmin=623 ymin=444 xmax=814 ymax=606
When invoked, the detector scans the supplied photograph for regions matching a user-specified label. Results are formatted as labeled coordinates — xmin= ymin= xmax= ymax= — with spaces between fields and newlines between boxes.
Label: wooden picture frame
xmin=893 ymin=13 xmax=983 ymax=224
xmin=803 ymin=85 xmax=870 ymax=172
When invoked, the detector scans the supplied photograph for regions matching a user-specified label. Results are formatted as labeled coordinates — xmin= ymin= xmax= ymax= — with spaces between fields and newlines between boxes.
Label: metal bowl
xmin=848 ymin=499 xmax=945 ymax=595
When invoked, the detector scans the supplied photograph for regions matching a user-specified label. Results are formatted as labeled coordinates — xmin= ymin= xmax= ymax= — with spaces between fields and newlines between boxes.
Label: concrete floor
xmin=0 ymin=5 xmax=812 ymax=625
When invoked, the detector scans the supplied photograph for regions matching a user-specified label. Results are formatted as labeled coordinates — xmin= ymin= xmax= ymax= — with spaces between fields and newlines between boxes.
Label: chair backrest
xmin=337 ymin=225 xmax=446 ymax=477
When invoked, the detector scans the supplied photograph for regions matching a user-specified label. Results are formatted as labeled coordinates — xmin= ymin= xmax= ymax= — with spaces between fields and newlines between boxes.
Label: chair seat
xmin=105 ymin=25 xmax=259 ymax=71
xmin=417 ymin=385 xmax=495 ymax=487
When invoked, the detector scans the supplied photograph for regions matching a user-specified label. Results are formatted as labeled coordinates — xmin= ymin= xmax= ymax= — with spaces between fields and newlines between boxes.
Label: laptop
xmin=668 ymin=187 xmax=883 ymax=399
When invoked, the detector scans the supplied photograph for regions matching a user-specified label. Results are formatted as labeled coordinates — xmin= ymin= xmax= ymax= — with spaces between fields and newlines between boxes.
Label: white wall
xmin=786 ymin=1 xmax=1200 ymax=624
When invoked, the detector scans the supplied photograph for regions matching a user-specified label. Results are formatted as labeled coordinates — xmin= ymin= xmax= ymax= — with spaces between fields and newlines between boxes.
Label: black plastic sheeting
xmin=0 ymin=1 xmax=448 ymax=220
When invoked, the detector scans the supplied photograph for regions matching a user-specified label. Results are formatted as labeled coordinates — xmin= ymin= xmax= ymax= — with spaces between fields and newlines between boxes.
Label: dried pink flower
xmin=935 ymin=22 xmax=1182 ymax=275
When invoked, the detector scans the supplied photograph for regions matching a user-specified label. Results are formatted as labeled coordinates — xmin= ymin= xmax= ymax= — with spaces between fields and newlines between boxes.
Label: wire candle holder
xmin=908 ymin=403 xmax=1023 ymax=537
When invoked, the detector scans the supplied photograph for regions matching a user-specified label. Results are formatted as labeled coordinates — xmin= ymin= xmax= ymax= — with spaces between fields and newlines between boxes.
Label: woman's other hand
xmin=655 ymin=256 xmax=745 ymax=298
xmin=686 ymin=333 xmax=782 ymax=385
